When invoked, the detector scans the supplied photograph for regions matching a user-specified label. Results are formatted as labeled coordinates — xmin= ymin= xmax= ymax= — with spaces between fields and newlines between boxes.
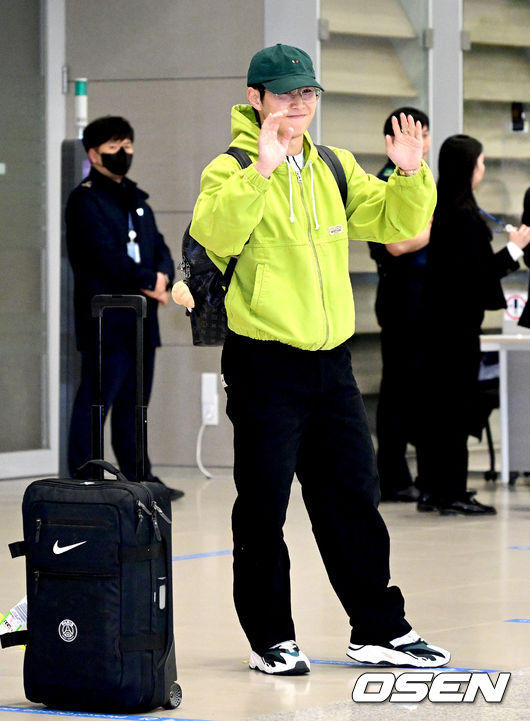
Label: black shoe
xmin=150 ymin=477 xmax=185 ymax=501
xmin=381 ymin=484 xmax=420 ymax=503
xmin=347 ymin=630 xmax=450 ymax=668
xmin=167 ymin=487 xmax=185 ymax=501
xmin=249 ymin=640 xmax=310 ymax=675
xmin=417 ymin=492 xmax=439 ymax=512
xmin=439 ymin=494 xmax=496 ymax=516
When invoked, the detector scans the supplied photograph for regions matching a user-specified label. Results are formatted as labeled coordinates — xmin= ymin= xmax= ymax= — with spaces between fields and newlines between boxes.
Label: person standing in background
xmin=66 ymin=115 xmax=183 ymax=501
xmin=517 ymin=187 xmax=530 ymax=329
xmin=369 ymin=107 xmax=431 ymax=502
xmin=523 ymin=187 xmax=530 ymax=226
xmin=416 ymin=135 xmax=530 ymax=515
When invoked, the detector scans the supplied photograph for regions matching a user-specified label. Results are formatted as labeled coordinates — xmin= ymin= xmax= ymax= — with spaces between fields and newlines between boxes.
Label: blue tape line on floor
xmin=505 ymin=618 xmax=530 ymax=623
xmin=0 ymin=709 xmax=214 ymax=721
xmin=310 ymin=660 xmax=499 ymax=672
xmin=172 ymin=550 xmax=231 ymax=561
xmin=508 ymin=546 xmax=530 ymax=550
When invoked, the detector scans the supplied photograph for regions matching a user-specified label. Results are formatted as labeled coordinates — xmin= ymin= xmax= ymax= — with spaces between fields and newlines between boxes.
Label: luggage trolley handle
xmin=91 ymin=294 xmax=147 ymax=483
xmin=77 ymin=458 xmax=129 ymax=483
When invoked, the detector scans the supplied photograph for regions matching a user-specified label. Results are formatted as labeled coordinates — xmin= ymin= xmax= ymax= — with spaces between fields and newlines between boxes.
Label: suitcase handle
xmin=91 ymin=294 xmax=147 ymax=318
xmin=90 ymin=294 xmax=148 ymax=482
xmin=90 ymin=294 xmax=147 ymax=408
xmin=77 ymin=459 xmax=130 ymax=483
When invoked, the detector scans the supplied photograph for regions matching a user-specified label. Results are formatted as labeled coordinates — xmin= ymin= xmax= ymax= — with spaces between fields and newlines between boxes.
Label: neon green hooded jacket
xmin=190 ymin=104 xmax=436 ymax=351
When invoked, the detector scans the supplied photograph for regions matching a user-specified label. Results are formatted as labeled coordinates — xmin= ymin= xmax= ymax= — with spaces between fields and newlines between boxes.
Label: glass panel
xmin=0 ymin=0 xmax=47 ymax=452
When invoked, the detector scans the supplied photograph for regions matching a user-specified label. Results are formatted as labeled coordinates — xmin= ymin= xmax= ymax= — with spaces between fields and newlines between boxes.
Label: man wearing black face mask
xmin=66 ymin=115 xmax=183 ymax=500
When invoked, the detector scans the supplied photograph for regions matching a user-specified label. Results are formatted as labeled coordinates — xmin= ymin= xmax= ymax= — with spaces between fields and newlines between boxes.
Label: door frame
xmin=0 ymin=0 xmax=65 ymax=479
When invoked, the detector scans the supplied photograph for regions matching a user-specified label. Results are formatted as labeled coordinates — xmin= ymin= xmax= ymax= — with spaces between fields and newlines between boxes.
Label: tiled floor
xmin=0 ymin=453 xmax=529 ymax=721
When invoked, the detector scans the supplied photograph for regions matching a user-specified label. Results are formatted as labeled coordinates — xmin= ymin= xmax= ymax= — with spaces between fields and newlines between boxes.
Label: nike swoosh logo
xmin=53 ymin=541 xmax=87 ymax=555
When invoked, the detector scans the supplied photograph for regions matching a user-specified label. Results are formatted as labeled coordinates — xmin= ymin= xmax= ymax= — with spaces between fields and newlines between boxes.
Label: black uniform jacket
xmin=518 ymin=245 xmax=530 ymax=329
xmin=66 ymin=168 xmax=174 ymax=351
xmin=425 ymin=207 xmax=519 ymax=333
xmin=517 ymin=189 xmax=530 ymax=329
xmin=369 ymin=158 xmax=428 ymax=330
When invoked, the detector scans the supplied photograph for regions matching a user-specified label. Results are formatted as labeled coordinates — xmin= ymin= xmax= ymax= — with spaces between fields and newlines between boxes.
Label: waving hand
xmin=254 ymin=110 xmax=294 ymax=178
xmin=385 ymin=113 xmax=423 ymax=175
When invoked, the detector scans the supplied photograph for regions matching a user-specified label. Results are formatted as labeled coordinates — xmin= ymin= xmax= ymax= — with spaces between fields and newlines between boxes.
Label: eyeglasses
xmin=272 ymin=87 xmax=321 ymax=103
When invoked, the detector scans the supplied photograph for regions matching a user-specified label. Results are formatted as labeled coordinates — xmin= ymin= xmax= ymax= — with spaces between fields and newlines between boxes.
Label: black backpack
xmin=181 ymin=145 xmax=347 ymax=346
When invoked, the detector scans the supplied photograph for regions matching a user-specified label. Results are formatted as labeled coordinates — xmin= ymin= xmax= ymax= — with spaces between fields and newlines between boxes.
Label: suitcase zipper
xmin=136 ymin=500 xmax=152 ymax=535
xmin=136 ymin=498 xmax=171 ymax=543
xmin=42 ymin=519 xmax=110 ymax=527
xmin=150 ymin=502 xmax=171 ymax=542
xmin=153 ymin=502 xmax=171 ymax=525
xmin=34 ymin=517 xmax=108 ymax=543
xmin=33 ymin=569 xmax=116 ymax=594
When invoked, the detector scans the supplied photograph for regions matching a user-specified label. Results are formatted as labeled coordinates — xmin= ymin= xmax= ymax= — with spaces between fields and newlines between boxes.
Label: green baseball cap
xmin=247 ymin=43 xmax=324 ymax=94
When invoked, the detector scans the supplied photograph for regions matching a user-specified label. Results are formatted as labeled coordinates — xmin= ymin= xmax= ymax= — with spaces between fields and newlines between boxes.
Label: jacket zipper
xmin=292 ymin=165 xmax=330 ymax=348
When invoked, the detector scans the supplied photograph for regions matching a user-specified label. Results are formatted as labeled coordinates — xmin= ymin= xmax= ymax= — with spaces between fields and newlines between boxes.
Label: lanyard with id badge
xmin=127 ymin=209 xmax=142 ymax=263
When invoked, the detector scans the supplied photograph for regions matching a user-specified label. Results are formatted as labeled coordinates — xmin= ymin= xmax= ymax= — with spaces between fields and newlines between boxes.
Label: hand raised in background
xmin=385 ymin=113 xmax=423 ymax=175
xmin=509 ymin=224 xmax=530 ymax=249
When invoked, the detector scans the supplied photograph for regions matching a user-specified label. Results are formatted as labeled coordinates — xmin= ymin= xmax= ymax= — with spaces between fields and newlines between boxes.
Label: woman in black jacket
xmin=517 ymin=187 xmax=530 ymax=329
xmin=416 ymin=135 xmax=530 ymax=515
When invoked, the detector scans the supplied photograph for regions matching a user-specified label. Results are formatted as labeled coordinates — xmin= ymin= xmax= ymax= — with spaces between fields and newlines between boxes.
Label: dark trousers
xmin=221 ymin=332 xmax=410 ymax=655
xmin=68 ymin=344 xmax=156 ymax=481
xmin=416 ymin=332 xmax=480 ymax=502
xmin=376 ymin=329 xmax=424 ymax=493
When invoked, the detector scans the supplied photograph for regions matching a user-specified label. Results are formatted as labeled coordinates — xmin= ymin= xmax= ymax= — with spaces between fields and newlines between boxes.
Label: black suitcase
xmin=1 ymin=295 xmax=182 ymax=711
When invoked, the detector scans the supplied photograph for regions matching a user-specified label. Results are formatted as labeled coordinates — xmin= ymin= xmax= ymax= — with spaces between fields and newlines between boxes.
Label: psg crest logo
xmin=58 ymin=619 xmax=78 ymax=643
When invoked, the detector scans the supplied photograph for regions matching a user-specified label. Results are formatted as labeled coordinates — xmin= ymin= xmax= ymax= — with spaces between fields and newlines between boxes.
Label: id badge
xmin=127 ymin=229 xmax=141 ymax=263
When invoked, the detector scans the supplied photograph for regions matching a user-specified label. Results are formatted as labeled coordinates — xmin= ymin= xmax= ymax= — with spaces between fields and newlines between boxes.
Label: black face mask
xmin=100 ymin=147 xmax=133 ymax=176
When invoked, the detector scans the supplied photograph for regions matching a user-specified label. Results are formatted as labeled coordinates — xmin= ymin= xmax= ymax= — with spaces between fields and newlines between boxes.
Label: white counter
xmin=480 ymin=334 xmax=530 ymax=483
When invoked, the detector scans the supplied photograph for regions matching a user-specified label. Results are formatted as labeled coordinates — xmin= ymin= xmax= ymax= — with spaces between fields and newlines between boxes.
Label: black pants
xmin=68 ymin=343 xmax=156 ymax=481
xmin=376 ymin=329 xmax=424 ymax=493
xmin=416 ymin=332 xmax=480 ymax=503
xmin=221 ymin=332 xmax=410 ymax=655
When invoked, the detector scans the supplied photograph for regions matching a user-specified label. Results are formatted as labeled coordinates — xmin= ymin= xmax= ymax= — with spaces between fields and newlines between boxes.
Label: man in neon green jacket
xmin=173 ymin=44 xmax=450 ymax=674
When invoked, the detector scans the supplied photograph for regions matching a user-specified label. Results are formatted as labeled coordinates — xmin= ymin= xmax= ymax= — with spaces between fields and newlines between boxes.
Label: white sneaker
xmin=249 ymin=640 xmax=310 ymax=675
xmin=347 ymin=630 xmax=450 ymax=668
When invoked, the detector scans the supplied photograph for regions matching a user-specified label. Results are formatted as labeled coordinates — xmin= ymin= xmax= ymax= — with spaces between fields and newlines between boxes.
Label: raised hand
xmin=254 ymin=110 xmax=294 ymax=178
xmin=385 ymin=113 xmax=423 ymax=175
xmin=509 ymin=224 xmax=530 ymax=249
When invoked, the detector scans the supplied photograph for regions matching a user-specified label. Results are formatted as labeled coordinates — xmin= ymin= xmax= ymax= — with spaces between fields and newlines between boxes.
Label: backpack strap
xmin=221 ymin=147 xmax=253 ymax=288
xmin=225 ymin=146 xmax=252 ymax=170
xmin=316 ymin=144 xmax=348 ymax=208
xmin=222 ymin=256 xmax=239 ymax=289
